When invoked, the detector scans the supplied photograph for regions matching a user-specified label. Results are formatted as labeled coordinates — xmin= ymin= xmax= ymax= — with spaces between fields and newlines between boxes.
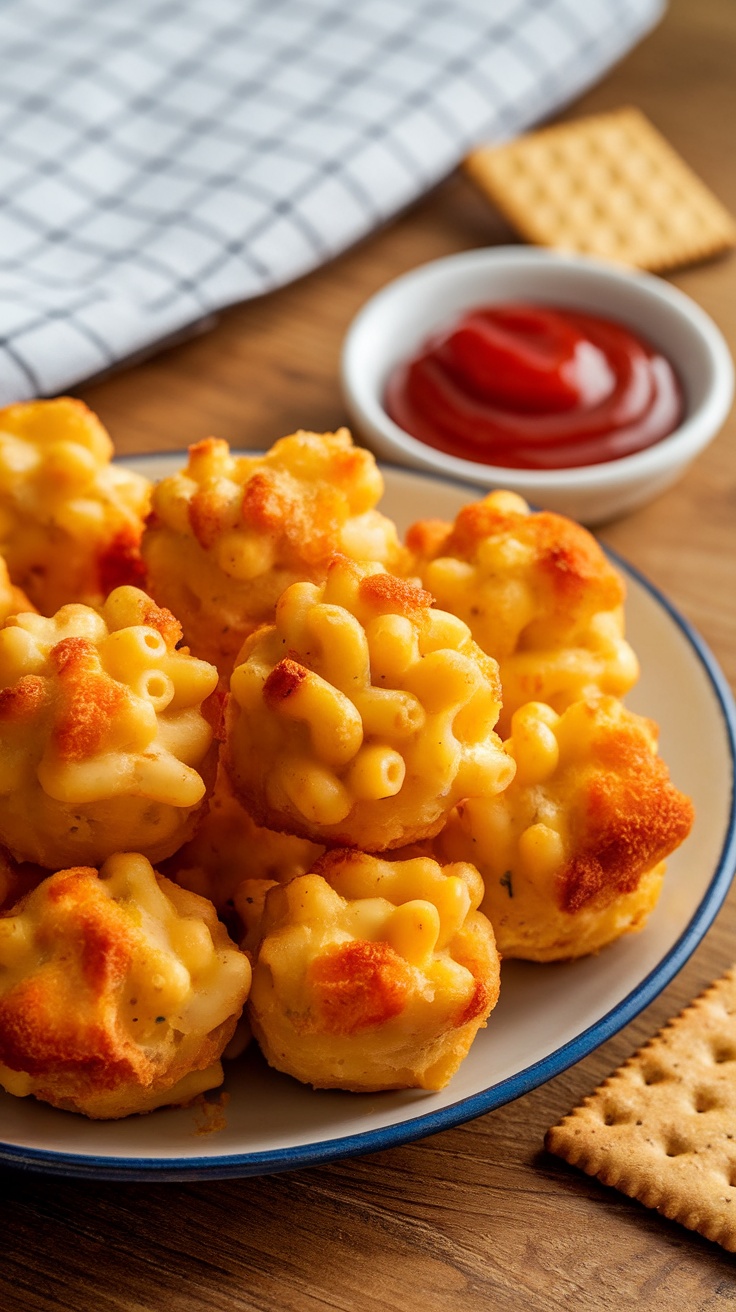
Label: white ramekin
xmin=341 ymin=247 xmax=734 ymax=525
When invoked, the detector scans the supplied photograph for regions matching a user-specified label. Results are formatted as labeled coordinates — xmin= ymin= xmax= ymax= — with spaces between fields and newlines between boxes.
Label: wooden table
xmin=4 ymin=1 xmax=736 ymax=1307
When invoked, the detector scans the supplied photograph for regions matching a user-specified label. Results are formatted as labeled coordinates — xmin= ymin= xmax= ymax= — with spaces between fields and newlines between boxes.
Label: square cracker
xmin=546 ymin=967 xmax=736 ymax=1252
xmin=464 ymin=106 xmax=736 ymax=272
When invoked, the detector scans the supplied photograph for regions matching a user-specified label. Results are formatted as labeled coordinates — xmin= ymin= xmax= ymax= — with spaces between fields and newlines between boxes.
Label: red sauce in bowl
xmin=384 ymin=303 xmax=684 ymax=470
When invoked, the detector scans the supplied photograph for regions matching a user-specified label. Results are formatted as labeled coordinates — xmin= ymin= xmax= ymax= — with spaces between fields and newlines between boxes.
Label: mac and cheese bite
xmin=0 ymin=399 xmax=150 ymax=614
xmin=0 ymin=853 xmax=251 ymax=1118
xmin=407 ymin=490 xmax=639 ymax=733
xmin=437 ymin=696 xmax=694 ymax=961
xmin=248 ymin=849 xmax=500 ymax=1092
xmin=225 ymin=555 xmax=515 ymax=851
xmin=0 ymin=586 xmax=219 ymax=868
xmin=141 ymin=429 xmax=407 ymax=674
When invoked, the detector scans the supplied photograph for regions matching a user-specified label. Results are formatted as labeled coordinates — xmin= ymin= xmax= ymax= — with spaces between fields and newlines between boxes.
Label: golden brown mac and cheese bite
xmin=225 ymin=555 xmax=515 ymax=851
xmin=0 ymin=586 xmax=219 ymax=868
xmin=141 ymin=429 xmax=407 ymax=674
xmin=0 ymin=399 xmax=150 ymax=614
xmin=407 ymin=490 xmax=639 ymax=734
xmin=437 ymin=696 xmax=694 ymax=961
xmin=248 ymin=849 xmax=500 ymax=1092
xmin=0 ymin=853 xmax=251 ymax=1118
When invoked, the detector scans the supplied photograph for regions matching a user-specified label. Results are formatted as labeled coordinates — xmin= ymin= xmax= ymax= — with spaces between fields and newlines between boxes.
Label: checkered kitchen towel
xmin=0 ymin=0 xmax=663 ymax=404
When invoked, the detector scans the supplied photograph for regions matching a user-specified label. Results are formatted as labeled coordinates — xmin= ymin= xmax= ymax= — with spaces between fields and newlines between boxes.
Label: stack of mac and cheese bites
xmin=0 ymin=401 xmax=693 ymax=1118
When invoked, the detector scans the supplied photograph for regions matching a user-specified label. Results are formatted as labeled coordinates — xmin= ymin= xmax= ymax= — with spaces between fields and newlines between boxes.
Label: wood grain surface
xmin=3 ymin=1 xmax=736 ymax=1308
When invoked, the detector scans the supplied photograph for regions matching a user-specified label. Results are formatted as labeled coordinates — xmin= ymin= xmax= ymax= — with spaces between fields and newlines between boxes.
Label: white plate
xmin=1 ymin=459 xmax=734 ymax=1180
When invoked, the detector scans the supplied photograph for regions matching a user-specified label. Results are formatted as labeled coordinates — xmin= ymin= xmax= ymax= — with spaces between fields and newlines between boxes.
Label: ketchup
xmin=385 ymin=304 xmax=683 ymax=470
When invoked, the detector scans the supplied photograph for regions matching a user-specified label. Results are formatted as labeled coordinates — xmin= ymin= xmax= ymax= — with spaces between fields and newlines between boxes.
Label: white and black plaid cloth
xmin=0 ymin=0 xmax=663 ymax=404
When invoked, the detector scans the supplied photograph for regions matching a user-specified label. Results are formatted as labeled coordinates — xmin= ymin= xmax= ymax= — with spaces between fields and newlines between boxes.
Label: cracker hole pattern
xmin=664 ymin=1131 xmax=692 ymax=1158
xmin=600 ymin=1101 xmax=633 ymax=1128
xmin=693 ymin=1087 xmax=722 ymax=1115
xmin=712 ymin=1039 xmax=736 ymax=1064
xmin=640 ymin=1061 xmax=669 ymax=1086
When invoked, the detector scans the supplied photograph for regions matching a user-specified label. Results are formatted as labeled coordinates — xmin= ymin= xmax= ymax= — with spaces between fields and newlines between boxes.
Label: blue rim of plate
xmin=2 ymin=460 xmax=735 ymax=1179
